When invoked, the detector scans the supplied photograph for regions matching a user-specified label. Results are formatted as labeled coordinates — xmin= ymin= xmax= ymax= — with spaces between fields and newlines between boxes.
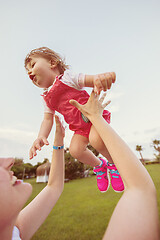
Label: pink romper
xmin=43 ymin=75 xmax=111 ymax=139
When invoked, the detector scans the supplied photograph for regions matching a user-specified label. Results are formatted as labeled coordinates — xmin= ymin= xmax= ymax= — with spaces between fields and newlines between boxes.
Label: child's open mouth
xmin=29 ymin=74 xmax=36 ymax=82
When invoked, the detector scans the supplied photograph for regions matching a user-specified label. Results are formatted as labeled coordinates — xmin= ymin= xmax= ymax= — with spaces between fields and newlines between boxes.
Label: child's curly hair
xmin=24 ymin=47 xmax=69 ymax=74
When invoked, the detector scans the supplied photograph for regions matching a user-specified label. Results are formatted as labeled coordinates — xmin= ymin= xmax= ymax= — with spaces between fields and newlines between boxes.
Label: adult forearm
xmin=17 ymin=186 xmax=63 ymax=240
xmin=47 ymin=122 xmax=64 ymax=189
xmin=47 ymin=137 xmax=64 ymax=190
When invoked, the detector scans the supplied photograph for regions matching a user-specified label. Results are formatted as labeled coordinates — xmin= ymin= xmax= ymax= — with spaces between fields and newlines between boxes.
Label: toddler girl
xmin=25 ymin=47 xmax=124 ymax=193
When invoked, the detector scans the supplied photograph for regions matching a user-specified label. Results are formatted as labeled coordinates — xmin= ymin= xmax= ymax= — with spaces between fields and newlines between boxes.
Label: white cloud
xmin=0 ymin=128 xmax=36 ymax=143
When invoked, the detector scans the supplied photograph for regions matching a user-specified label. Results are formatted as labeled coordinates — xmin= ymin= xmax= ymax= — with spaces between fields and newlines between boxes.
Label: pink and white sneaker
xmin=93 ymin=158 xmax=109 ymax=192
xmin=107 ymin=162 xmax=124 ymax=192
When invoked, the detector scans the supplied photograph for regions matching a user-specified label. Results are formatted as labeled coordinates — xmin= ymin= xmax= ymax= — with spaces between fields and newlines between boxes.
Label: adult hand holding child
xmin=70 ymin=90 xmax=111 ymax=120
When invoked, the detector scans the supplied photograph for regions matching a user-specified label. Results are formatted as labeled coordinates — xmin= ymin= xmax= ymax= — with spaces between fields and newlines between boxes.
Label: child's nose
xmin=28 ymin=70 xmax=32 ymax=75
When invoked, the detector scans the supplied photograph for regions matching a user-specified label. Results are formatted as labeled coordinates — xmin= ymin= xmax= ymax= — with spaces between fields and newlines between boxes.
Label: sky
xmin=0 ymin=0 xmax=160 ymax=165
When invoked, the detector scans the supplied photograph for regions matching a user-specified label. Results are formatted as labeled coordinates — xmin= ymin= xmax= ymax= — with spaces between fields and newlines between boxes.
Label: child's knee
xmin=69 ymin=144 xmax=78 ymax=159
xmin=69 ymin=144 xmax=84 ymax=159
xmin=69 ymin=135 xmax=88 ymax=159
xmin=89 ymin=136 xmax=104 ymax=152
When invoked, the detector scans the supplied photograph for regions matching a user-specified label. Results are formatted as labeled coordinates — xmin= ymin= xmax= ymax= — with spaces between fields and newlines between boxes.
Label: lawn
xmin=24 ymin=164 xmax=160 ymax=240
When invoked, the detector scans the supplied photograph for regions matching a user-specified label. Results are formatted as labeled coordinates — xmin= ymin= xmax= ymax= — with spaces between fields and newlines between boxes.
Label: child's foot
xmin=107 ymin=162 xmax=124 ymax=192
xmin=93 ymin=158 xmax=109 ymax=192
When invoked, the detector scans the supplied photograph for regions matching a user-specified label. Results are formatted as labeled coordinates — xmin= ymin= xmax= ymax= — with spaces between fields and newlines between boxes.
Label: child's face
xmin=27 ymin=56 xmax=56 ymax=88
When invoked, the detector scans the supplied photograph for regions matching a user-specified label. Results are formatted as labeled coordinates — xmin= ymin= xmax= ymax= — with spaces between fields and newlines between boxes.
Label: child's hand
xmin=29 ymin=137 xmax=49 ymax=159
xmin=93 ymin=72 xmax=116 ymax=95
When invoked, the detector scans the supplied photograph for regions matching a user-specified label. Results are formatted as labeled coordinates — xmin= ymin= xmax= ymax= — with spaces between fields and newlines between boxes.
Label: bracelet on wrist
xmin=53 ymin=145 xmax=64 ymax=150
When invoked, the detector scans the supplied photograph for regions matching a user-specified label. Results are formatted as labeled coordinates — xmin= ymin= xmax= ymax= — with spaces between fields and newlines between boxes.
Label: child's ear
xmin=50 ymin=60 xmax=57 ymax=69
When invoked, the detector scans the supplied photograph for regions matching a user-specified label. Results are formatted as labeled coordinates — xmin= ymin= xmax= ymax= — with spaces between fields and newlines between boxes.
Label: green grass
xmin=24 ymin=164 xmax=160 ymax=240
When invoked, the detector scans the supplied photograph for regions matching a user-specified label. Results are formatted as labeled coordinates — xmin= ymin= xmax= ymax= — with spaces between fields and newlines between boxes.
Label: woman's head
xmin=25 ymin=47 xmax=69 ymax=75
xmin=0 ymin=158 xmax=32 ymax=227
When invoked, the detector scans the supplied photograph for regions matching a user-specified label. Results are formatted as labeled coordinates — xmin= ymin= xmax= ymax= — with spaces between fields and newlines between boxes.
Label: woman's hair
xmin=24 ymin=47 xmax=69 ymax=74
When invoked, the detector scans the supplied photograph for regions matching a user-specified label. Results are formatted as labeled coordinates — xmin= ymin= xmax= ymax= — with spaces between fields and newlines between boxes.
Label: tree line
xmin=12 ymin=139 xmax=160 ymax=180
xmin=136 ymin=139 xmax=160 ymax=164
xmin=11 ymin=145 xmax=98 ymax=180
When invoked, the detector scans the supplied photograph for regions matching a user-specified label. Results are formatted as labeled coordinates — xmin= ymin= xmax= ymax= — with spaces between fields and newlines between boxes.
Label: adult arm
xmin=70 ymin=92 xmax=160 ymax=240
xmin=16 ymin=115 xmax=64 ymax=240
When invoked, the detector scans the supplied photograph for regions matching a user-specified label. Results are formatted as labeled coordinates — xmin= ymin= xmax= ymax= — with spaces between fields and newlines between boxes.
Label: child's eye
xmin=32 ymin=62 xmax=35 ymax=68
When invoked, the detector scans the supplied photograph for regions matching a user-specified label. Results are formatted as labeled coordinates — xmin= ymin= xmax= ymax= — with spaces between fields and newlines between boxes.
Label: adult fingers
xmin=55 ymin=115 xmax=65 ymax=138
xmin=94 ymin=86 xmax=101 ymax=95
xmin=94 ymin=76 xmax=104 ymax=93
xmin=55 ymin=115 xmax=63 ymax=130
xmin=102 ymin=100 xmax=111 ymax=109
xmin=100 ymin=74 xmax=108 ymax=91
xmin=99 ymin=92 xmax=107 ymax=104
xmin=69 ymin=99 xmax=82 ymax=110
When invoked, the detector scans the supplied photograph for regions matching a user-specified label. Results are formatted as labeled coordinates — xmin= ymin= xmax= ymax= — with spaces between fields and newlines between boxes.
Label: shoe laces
xmin=95 ymin=170 xmax=106 ymax=179
xmin=110 ymin=169 xmax=120 ymax=178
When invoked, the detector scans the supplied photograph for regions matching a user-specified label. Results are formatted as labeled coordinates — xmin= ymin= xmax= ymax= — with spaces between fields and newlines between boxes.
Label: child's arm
xmin=84 ymin=72 xmax=116 ymax=94
xmin=15 ymin=116 xmax=65 ymax=240
xmin=29 ymin=112 xmax=54 ymax=159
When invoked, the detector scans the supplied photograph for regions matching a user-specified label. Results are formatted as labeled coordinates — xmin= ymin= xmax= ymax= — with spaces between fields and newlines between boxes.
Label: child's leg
xmin=89 ymin=125 xmax=124 ymax=192
xmin=69 ymin=134 xmax=101 ymax=167
xmin=70 ymin=134 xmax=109 ymax=192
xmin=89 ymin=125 xmax=114 ymax=163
